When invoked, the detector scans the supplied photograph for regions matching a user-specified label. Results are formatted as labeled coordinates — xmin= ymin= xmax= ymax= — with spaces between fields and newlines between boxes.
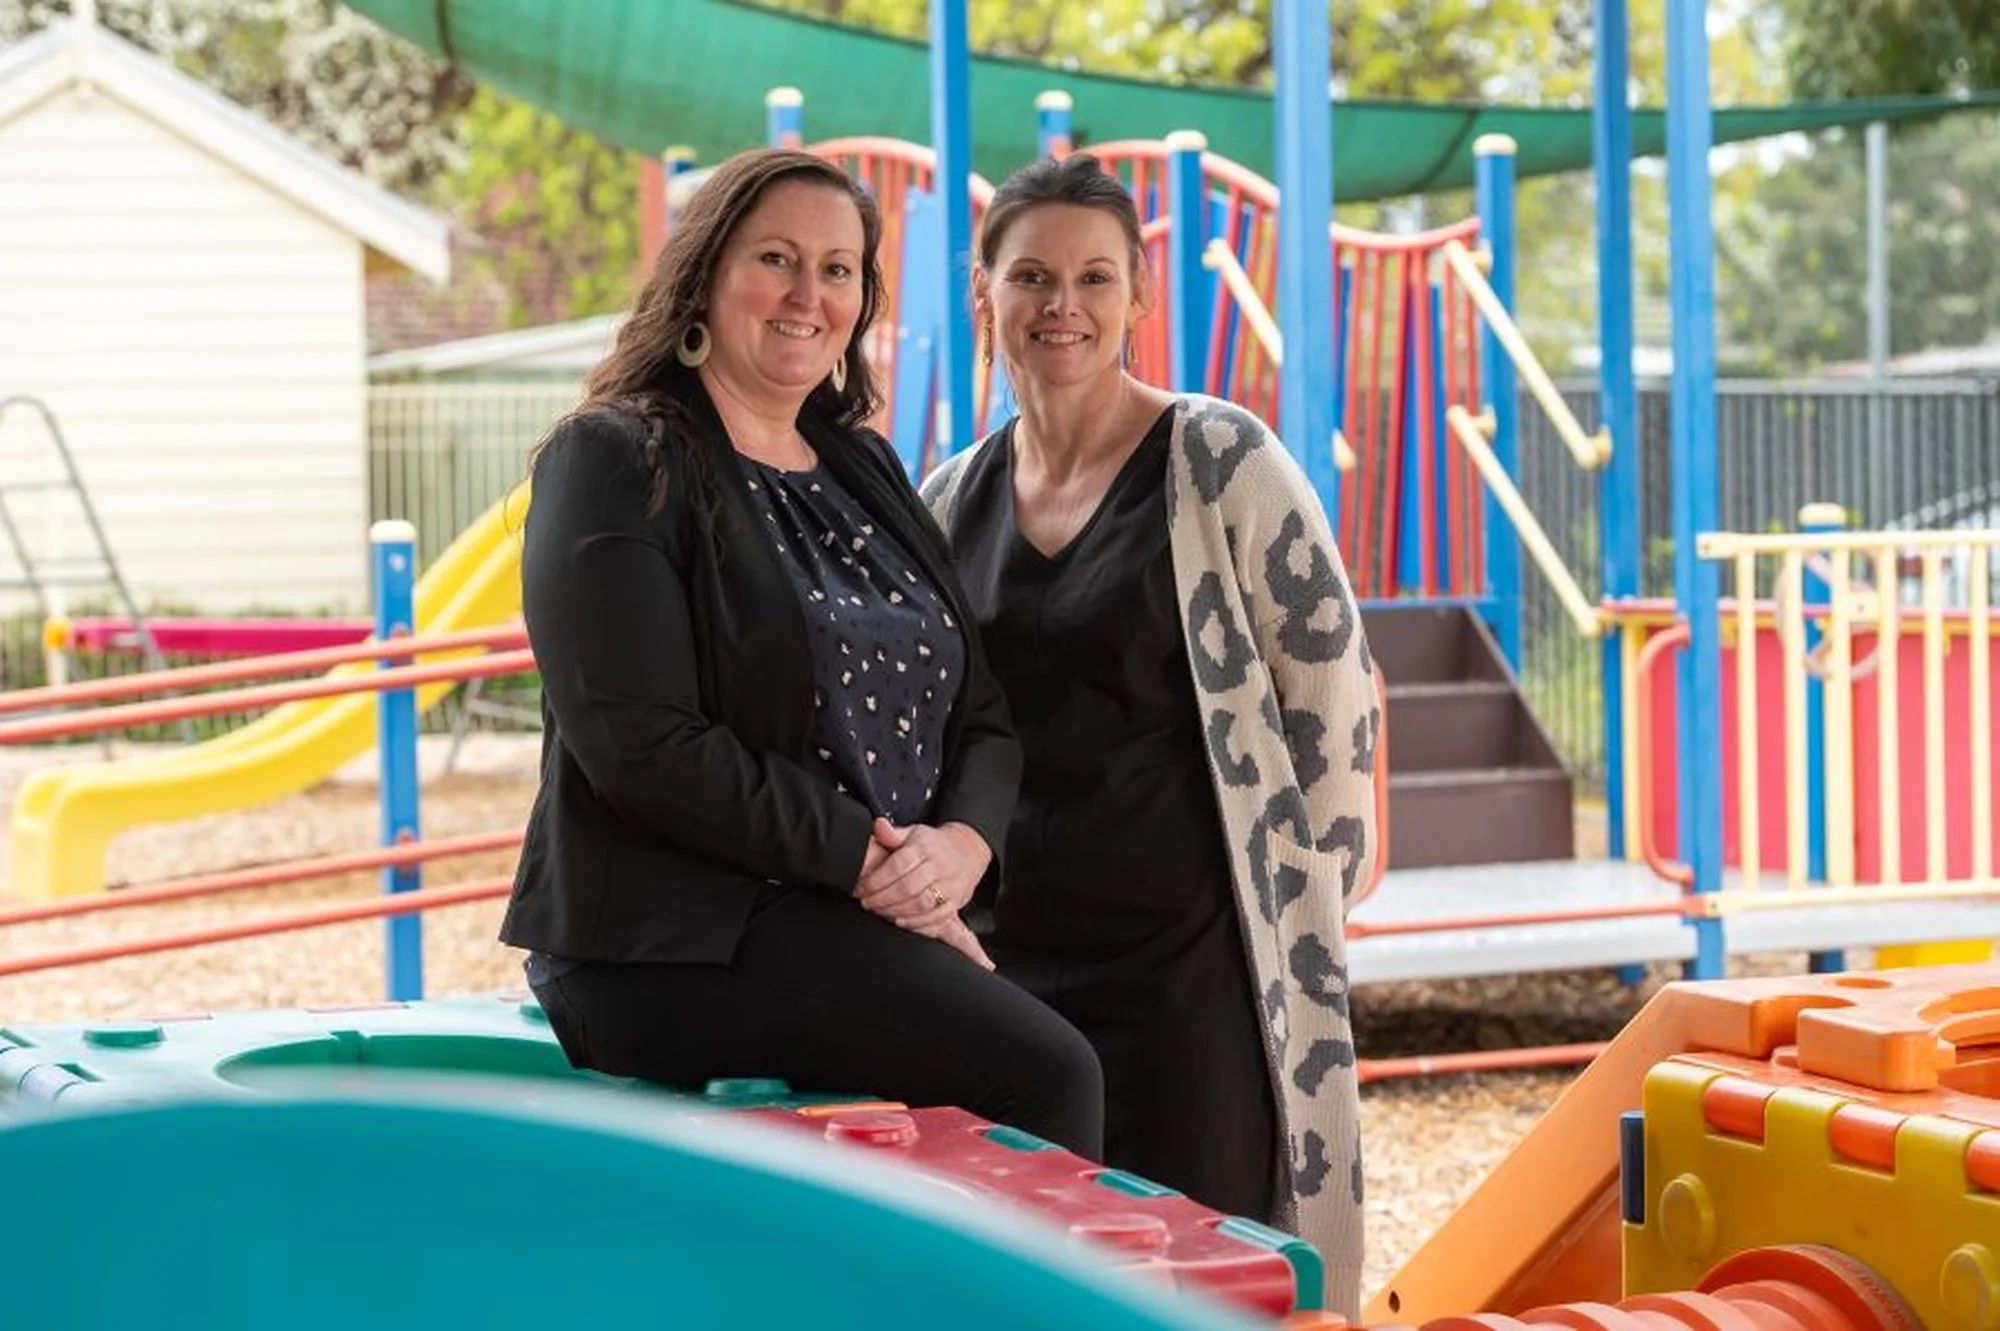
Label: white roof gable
xmin=0 ymin=18 xmax=449 ymax=282
xmin=369 ymin=314 xmax=624 ymax=377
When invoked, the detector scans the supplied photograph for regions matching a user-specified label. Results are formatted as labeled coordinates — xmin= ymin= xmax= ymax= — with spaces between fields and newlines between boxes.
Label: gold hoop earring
xmin=829 ymin=354 xmax=848 ymax=393
xmin=675 ymin=320 xmax=711 ymax=368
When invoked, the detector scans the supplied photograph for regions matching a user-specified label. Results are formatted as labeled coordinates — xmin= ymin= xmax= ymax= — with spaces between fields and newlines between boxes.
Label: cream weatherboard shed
xmin=0 ymin=15 xmax=449 ymax=615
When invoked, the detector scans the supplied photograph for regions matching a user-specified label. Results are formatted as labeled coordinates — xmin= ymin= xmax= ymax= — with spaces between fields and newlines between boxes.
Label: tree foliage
xmin=2 ymin=1 xmax=641 ymax=329
xmin=1713 ymin=0 xmax=2000 ymax=368
xmin=1774 ymin=0 xmax=2000 ymax=98
xmin=0 ymin=0 xmax=471 ymax=198
xmin=441 ymin=88 xmax=642 ymax=329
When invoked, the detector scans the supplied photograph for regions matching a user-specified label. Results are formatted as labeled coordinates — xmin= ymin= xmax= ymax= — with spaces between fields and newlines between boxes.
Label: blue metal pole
xmin=1166 ymin=130 xmax=1210 ymax=395
xmin=1035 ymin=90 xmax=1073 ymax=159
xmin=1593 ymin=0 xmax=1640 ymax=863
xmin=371 ymin=520 xmax=423 ymax=1002
xmin=1800 ymin=501 xmax=1845 ymax=973
xmin=889 ymin=188 xmax=942 ymax=479
xmin=1429 ymin=282 xmax=1451 ymax=594
xmin=1667 ymin=0 xmax=1725 ymax=980
xmin=1474 ymin=137 xmax=1523 ymax=671
xmin=930 ymin=0 xmax=974 ymax=460
xmin=1273 ymin=0 xmax=1339 ymax=519
xmin=1396 ymin=303 xmax=1424 ymax=595
xmin=765 ymin=87 xmax=803 ymax=149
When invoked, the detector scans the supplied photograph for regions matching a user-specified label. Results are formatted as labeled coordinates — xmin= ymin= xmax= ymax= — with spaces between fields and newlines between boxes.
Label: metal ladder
xmin=0 ymin=395 xmax=182 ymax=748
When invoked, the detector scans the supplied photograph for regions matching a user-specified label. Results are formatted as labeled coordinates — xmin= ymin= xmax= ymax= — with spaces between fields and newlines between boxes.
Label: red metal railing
xmin=809 ymin=137 xmax=998 ymax=446
xmin=1090 ymin=140 xmax=1485 ymax=599
xmin=0 ymin=629 xmax=537 ymax=978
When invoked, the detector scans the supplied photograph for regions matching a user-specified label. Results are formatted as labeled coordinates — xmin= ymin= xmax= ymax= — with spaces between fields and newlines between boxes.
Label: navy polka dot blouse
xmin=745 ymin=458 xmax=966 ymax=824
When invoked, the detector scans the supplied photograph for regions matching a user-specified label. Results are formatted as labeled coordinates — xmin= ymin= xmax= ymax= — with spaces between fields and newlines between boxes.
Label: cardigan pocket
xmin=1265 ymin=830 xmax=1354 ymax=942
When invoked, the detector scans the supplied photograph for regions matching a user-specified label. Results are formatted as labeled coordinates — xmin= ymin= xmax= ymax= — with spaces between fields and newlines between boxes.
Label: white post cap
xmin=1472 ymin=133 xmax=1519 ymax=157
xmin=765 ymin=86 xmax=804 ymax=108
xmin=1035 ymin=90 xmax=1074 ymax=112
xmin=1164 ymin=130 xmax=1209 ymax=153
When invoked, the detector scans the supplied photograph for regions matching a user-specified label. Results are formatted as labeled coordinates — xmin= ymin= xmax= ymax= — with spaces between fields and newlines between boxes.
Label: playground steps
xmin=1362 ymin=603 xmax=1574 ymax=869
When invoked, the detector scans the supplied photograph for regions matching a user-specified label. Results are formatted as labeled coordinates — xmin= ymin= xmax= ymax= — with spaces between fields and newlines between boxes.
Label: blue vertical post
xmin=1165 ymin=130 xmax=1210 ymax=394
xmin=1475 ymin=136 xmax=1523 ymax=671
xmin=663 ymin=146 xmax=697 ymax=226
xmin=1397 ymin=306 xmax=1424 ymax=594
xmin=371 ymin=521 xmax=423 ymax=1002
xmin=1429 ymin=283 xmax=1452 ymax=593
xmin=930 ymin=0 xmax=974 ymax=460
xmin=1667 ymin=0 xmax=1725 ymax=980
xmin=1273 ymin=0 xmax=1339 ymax=519
xmin=1035 ymin=90 xmax=1073 ymax=159
xmin=1594 ymin=0 xmax=1641 ymax=863
xmin=890 ymin=188 xmax=942 ymax=478
xmin=1800 ymin=502 xmax=1845 ymax=972
xmin=765 ymin=87 xmax=803 ymax=148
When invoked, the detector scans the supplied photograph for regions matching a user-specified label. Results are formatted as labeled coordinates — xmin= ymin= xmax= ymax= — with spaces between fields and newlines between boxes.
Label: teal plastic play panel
xmin=0 ymin=1089 xmax=1260 ymax=1329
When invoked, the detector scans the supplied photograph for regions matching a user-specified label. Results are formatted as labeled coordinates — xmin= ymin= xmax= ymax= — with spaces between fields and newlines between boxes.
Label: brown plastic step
xmin=1387 ymin=767 xmax=1576 ymax=869
xmin=1360 ymin=604 xmax=1509 ymax=687
xmin=1386 ymin=680 xmax=1565 ymax=773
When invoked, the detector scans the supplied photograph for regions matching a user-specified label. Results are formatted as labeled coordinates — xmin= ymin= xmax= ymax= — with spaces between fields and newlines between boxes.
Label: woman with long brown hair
xmin=502 ymin=148 xmax=1102 ymax=1155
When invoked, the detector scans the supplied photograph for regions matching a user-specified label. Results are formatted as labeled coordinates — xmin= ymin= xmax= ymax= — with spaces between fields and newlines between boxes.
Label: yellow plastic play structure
xmin=6 ymin=489 xmax=528 ymax=903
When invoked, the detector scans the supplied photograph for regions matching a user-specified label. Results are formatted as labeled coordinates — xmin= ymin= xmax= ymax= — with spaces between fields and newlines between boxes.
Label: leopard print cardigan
xmin=924 ymin=394 xmax=1379 ymax=1318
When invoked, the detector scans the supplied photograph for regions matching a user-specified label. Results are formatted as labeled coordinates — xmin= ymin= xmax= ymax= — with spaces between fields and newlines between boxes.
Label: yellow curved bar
xmin=7 ymin=487 xmax=529 ymax=901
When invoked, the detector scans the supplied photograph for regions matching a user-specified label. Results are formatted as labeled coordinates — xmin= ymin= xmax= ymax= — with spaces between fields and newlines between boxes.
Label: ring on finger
xmin=924 ymin=885 xmax=946 ymax=910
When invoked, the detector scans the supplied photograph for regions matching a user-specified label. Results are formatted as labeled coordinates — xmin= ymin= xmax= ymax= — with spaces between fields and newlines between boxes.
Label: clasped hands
xmin=854 ymin=818 xmax=995 ymax=970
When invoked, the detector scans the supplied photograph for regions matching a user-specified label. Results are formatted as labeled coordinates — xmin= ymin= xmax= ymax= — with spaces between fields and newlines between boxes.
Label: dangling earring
xmin=979 ymin=322 xmax=994 ymax=366
xmin=1122 ymin=330 xmax=1135 ymax=367
xmin=829 ymin=353 xmax=848 ymax=394
xmin=675 ymin=320 xmax=710 ymax=368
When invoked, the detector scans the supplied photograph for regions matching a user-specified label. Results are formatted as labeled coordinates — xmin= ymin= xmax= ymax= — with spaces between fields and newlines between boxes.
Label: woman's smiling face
xmin=981 ymin=203 xmax=1147 ymax=390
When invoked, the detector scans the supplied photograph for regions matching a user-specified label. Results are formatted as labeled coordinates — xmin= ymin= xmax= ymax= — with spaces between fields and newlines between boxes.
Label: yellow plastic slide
xmin=6 ymin=488 xmax=529 ymax=902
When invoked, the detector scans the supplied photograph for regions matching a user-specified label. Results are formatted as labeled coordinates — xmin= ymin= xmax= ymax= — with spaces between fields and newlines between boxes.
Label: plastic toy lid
xmin=83 ymin=1024 xmax=164 ymax=1049
xmin=1068 ymin=1213 xmax=1172 ymax=1254
xmin=823 ymin=1110 xmax=921 ymax=1147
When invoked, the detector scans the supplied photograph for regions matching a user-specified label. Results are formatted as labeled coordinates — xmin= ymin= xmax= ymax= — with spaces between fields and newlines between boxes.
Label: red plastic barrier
xmin=739 ymin=1103 xmax=1302 ymax=1317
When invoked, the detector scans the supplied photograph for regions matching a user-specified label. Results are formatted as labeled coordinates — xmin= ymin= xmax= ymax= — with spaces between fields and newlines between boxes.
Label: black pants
xmin=997 ymin=907 xmax=1279 ymax=1222
xmin=531 ymin=885 xmax=1105 ymax=1159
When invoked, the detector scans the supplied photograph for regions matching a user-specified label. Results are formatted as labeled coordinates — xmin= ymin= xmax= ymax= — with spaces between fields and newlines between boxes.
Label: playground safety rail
xmin=1439 ymin=239 xmax=1610 ymax=472
xmin=0 ymin=525 xmax=532 ymax=1000
xmin=1445 ymin=405 xmax=1602 ymax=638
xmin=1201 ymin=239 xmax=1357 ymax=474
xmin=1633 ymin=521 xmax=2000 ymax=927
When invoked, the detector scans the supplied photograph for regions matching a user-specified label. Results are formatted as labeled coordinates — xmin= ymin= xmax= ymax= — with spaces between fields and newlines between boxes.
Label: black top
xmin=501 ymin=381 xmax=1021 ymax=968
xmin=743 ymin=458 xmax=965 ymax=823
xmin=945 ymin=406 xmax=1236 ymax=964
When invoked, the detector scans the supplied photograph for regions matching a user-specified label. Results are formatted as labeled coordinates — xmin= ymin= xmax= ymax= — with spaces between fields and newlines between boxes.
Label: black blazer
xmin=500 ymin=387 xmax=1021 ymax=965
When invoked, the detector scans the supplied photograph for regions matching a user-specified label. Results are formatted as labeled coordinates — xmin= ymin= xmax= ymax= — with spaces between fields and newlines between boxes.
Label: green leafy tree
xmin=441 ymin=88 xmax=643 ymax=328
xmin=1717 ymin=115 xmax=2000 ymax=369
xmin=1774 ymin=0 xmax=1999 ymax=97
xmin=0 ymin=0 xmax=472 ymax=198
xmin=1712 ymin=0 xmax=2000 ymax=369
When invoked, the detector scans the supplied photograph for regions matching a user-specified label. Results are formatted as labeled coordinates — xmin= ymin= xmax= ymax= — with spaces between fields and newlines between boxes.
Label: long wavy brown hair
xmin=562 ymin=148 xmax=887 ymax=520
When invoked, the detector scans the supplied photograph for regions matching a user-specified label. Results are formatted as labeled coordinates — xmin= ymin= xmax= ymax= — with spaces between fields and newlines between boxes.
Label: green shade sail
xmin=344 ymin=0 xmax=2000 ymax=200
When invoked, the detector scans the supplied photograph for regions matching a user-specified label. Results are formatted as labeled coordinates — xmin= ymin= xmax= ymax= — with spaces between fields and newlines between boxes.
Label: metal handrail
xmin=1631 ymin=621 xmax=1696 ymax=889
xmin=0 ymin=648 xmax=536 ymax=744
xmin=1444 ymin=406 xmax=1602 ymax=636
xmin=1201 ymin=239 xmax=1357 ymax=472
xmin=0 ymin=624 xmax=527 ymax=714
xmin=0 ymin=829 xmax=523 ymax=926
xmin=1438 ymin=240 xmax=1610 ymax=471
xmin=0 ymin=877 xmax=513 ymax=979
